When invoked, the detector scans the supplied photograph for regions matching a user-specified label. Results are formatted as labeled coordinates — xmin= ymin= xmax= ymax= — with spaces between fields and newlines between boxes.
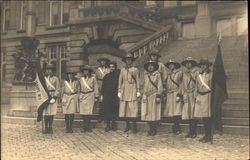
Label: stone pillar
xmin=194 ymin=2 xmax=212 ymax=38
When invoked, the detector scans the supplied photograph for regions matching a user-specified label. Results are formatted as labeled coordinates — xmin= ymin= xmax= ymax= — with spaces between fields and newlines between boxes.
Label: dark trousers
xmin=44 ymin=115 xmax=54 ymax=133
xmin=203 ymin=117 xmax=212 ymax=139
xmin=82 ymin=115 xmax=92 ymax=132
xmin=65 ymin=114 xmax=74 ymax=132
xmin=188 ymin=119 xmax=198 ymax=135
xmin=173 ymin=116 xmax=181 ymax=132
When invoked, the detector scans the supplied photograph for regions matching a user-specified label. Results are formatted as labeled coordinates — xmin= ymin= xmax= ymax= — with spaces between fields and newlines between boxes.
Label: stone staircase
xmin=135 ymin=35 xmax=248 ymax=135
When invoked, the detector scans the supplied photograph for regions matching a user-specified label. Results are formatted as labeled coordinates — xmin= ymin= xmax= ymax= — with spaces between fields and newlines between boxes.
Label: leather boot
xmin=132 ymin=121 xmax=137 ymax=134
xmin=147 ymin=122 xmax=153 ymax=136
xmin=105 ymin=120 xmax=111 ymax=132
xmin=65 ymin=114 xmax=70 ymax=133
xmin=185 ymin=120 xmax=192 ymax=138
xmin=48 ymin=116 xmax=53 ymax=134
xmin=43 ymin=116 xmax=49 ymax=134
xmin=202 ymin=118 xmax=212 ymax=143
xmin=111 ymin=120 xmax=117 ymax=131
xmin=124 ymin=121 xmax=130 ymax=132
xmin=82 ymin=116 xmax=87 ymax=133
xmin=151 ymin=121 xmax=157 ymax=136
xmin=174 ymin=116 xmax=181 ymax=135
xmin=69 ymin=114 xmax=74 ymax=133
xmin=190 ymin=119 xmax=197 ymax=138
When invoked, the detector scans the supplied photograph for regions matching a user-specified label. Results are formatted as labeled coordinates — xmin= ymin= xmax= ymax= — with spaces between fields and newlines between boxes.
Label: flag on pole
xmin=211 ymin=34 xmax=228 ymax=133
xmin=34 ymin=62 xmax=52 ymax=122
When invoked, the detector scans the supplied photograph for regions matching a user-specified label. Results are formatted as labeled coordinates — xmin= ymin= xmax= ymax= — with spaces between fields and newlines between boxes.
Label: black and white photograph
xmin=0 ymin=1 xmax=249 ymax=160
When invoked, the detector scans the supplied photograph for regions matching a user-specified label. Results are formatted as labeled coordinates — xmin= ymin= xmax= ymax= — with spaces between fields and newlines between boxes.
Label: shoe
xmin=132 ymin=128 xmax=138 ymax=134
xmin=174 ymin=130 xmax=181 ymax=135
xmin=105 ymin=127 xmax=111 ymax=132
xmin=151 ymin=130 xmax=156 ymax=136
xmin=199 ymin=136 xmax=206 ymax=142
xmin=201 ymin=137 xmax=212 ymax=143
xmin=124 ymin=127 xmax=130 ymax=132
xmin=43 ymin=128 xmax=48 ymax=134
xmin=147 ymin=130 xmax=152 ymax=136
xmin=185 ymin=133 xmax=191 ymax=138
xmin=48 ymin=128 xmax=53 ymax=134
xmin=69 ymin=128 xmax=73 ymax=133
xmin=190 ymin=134 xmax=197 ymax=138
xmin=87 ymin=128 xmax=92 ymax=132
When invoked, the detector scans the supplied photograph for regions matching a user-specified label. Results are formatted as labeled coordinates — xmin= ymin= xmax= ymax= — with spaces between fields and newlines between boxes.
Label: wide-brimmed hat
xmin=80 ymin=65 xmax=94 ymax=72
xmin=45 ymin=63 xmax=54 ymax=70
xmin=198 ymin=58 xmax=213 ymax=67
xmin=165 ymin=60 xmax=181 ymax=69
xmin=144 ymin=60 xmax=159 ymax=72
xmin=65 ymin=68 xmax=76 ymax=75
xmin=109 ymin=61 xmax=117 ymax=67
xmin=181 ymin=57 xmax=197 ymax=67
xmin=148 ymin=48 xmax=161 ymax=57
xmin=122 ymin=53 xmax=136 ymax=62
xmin=97 ymin=57 xmax=110 ymax=63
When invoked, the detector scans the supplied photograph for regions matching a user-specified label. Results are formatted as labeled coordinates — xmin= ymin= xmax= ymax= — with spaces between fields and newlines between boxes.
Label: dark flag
xmin=211 ymin=38 xmax=228 ymax=134
xmin=34 ymin=61 xmax=52 ymax=122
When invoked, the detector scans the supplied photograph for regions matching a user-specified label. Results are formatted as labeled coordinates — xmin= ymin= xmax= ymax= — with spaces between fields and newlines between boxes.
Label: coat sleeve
xmin=54 ymin=77 xmax=60 ymax=97
xmin=118 ymin=69 xmax=123 ymax=93
xmin=135 ymin=68 xmax=140 ymax=92
xmin=101 ymin=75 xmax=107 ymax=95
xmin=157 ymin=73 xmax=163 ymax=95
xmin=93 ymin=77 xmax=99 ymax=97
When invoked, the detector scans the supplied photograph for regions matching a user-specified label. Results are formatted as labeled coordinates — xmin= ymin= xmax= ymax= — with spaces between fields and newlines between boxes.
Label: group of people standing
xmin=40 ymin=48 xmax=214 ymax=143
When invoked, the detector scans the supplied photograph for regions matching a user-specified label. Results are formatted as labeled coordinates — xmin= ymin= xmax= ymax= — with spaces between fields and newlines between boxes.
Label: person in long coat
xmin=43 ymin=64 xmax=60 ymax=134
xmin=79 ymin=65 xmax=99 ymax=132
xmin=148 ymin=48 xmax=167 ymax=82
xmin=61 ymin=71 xmax=80 ymax=133
xmin=141 ymin=61 xmax=163 ymax=136
xmin=163 ymin=60 xmax=183 ymax=135
xmin=194 ymin=59 xmax=213 ymax=143
xmin=100 ymin=61 xmax=120 ymax=132
xmin=95 ymin=57 xmax=110 ymax=122
xmin=181 ymin=57 xmax=198 ymax=138
xmin=118 ymin=53 xmax=140 ymax=134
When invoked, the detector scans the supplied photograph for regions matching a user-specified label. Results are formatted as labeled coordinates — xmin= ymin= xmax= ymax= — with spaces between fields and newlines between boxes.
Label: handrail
xmin=125 ymin=25 xmax=175 ymax=58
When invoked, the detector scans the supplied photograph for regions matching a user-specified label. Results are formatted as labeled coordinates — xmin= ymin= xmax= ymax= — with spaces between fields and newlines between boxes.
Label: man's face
xmin=83 ymin=70 xmax=90 ymax=75
xmin=150 ymin=55 xmax=158 ymax=61
xmin=100 ymin=60 xmax=107 ymax=66
xmin=45 ymin=69 xmax=53 ymax=76
xmin=68 ymin=73 xmax=73 ymax=79
xmin=125 ymin=58 xmax=133 ymax=65
xmin=109 ymin=64 xmax=116 ymax=72
xmin=200 ymin=64 xmax=208 ymax=71
xmin=169 ymin=64 xmax=175 ymax=70
xmin=147 ymin=64 xmax=155 ymax=72
xmin=185 ymin=62 xmax=192 ymax=69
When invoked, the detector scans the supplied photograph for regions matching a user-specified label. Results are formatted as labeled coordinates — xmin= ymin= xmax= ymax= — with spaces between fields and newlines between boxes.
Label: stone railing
xmin=125 ymin=25 xmax=175 ymax=58
xmin=71 ymin=5 xmax=162 ymax=25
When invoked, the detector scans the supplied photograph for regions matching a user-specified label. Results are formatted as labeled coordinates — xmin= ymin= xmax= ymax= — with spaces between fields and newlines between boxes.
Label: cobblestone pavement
xmin=1 ymin=123 xmax=249 ymax=160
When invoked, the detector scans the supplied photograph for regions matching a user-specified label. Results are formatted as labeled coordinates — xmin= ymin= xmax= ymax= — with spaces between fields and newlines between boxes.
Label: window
xmin=181 ymin=1 xmax=196 ymax=6
xmin=49 ymin=1 xmax=70 ymax=26
xmin=1 ymin=48 xmax=7 ymax=82
xmin=2 ymin=1 xmax=10 ymax=32
xmin=164 ymin=1 xmax=178 ymax=8
xmin=35 ymin=1 xmax=46 ymax=25
xmin=182 ymin=22 xmax=195 ymax=39
xmin=47 ymin=44 xmax=67 ymax=80
xmin=237 ymin=17 xmax=247 ymax=35
xmin=216 ymin=19 xmax=233 ymax=37
xmin=80 ymin=1 xmax=97 ymax=8
xmin=20 ymin=1 xmax=27 ymax=30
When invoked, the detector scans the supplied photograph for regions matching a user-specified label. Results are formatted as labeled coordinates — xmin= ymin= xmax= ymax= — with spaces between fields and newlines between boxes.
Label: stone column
xmin=26 ymin=1 xmax=36 ymax=36
xmin=194 ymin=2 xmax=212 ymax=38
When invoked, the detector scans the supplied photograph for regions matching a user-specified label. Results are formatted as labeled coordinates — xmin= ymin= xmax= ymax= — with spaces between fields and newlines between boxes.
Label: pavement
xmin=1 ymin=123 xmax=249 ymax=160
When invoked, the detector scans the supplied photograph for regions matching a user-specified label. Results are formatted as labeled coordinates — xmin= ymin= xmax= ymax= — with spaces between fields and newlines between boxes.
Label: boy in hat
xmin=141 ymin=61 xmax=163 ymax=136
xmin=163 ymin=60 xmax=183 ymax=135
xmin=148 ymin=48 xmax=167 ymax=82
xmin=79 ymin=65 xmax=99 ymax=132
xmin=194 ymin=59 xmax=213 ymax=143
xmin=43 ymin=63 xmax=60 ymax=134
xmin=95 ymin=57 xmax=110 ymax=122
xmin=181 ymin=57 xmax=198 ymax=138
xmin=118 ymin=53 xmax=140 ymax=134
xmin=100 ymin=61 xmax=120 ymax=132
xmin=61 ymin=70 xmax=80 ymax=133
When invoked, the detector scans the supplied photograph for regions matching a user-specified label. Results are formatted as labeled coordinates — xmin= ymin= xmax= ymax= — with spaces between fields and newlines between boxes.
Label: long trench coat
xmin=101 ymin=70 xmax=120 ymax=119
xmin=181 ymin=68 xmax=198 ymax=120
xmin=141 ymin=71 xmax=163 ymax=121
xmin=44 ymin=76 xmax=60 ymax=116
xmin=163 ymin=69 xmax=183 ymax=117
xmin=78 ymin=76 xmax=99 ymax=115
xmin=61 ymin=80 xmax=80 ymax=114
xmin=95 ymin=66 xmax=110 ymax=91
xmin=194 ymin=70 xmax=212 ymax=118
xmin=118 ymin=66 xmax=140 ymax=117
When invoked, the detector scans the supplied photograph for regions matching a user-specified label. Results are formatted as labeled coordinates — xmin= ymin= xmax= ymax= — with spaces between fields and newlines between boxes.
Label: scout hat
xmin=122 ymin=53 xmax=136 ymax=62
xmin=165 ymin=59 xmax=181 ymax=69
xmin=97 ymin=57 xmax=110 ymax=63
xmin=65 ymin=67 xmax=76 ymax=75
xmin=148 ymin=48 xmax=161 ymax=57
xmin=198 ymin=58 xmax=212 ymax=67
xmin=144 ymin=60 xmax=159 ymax=72
xmin=80 ymin=65 xmax=94 ymax=72
xmin=181 ymin=57 xmax=197 ymax=67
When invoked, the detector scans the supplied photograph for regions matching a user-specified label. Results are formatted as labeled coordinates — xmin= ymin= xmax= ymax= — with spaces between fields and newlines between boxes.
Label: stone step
xmin=222 ymin=117 xmax=249 ymax=126
xmin=227 ymin=92 xmax=249 ymax=99
xmin=224 ymin=98 xmax=249 ymax=105
xmin=222 ymin=104 xmax=249 ymax=111
xmin=1 ymin=116 xmax=249 ymax=136
xmin=222 ymin=110 xmax=249 ymax=118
